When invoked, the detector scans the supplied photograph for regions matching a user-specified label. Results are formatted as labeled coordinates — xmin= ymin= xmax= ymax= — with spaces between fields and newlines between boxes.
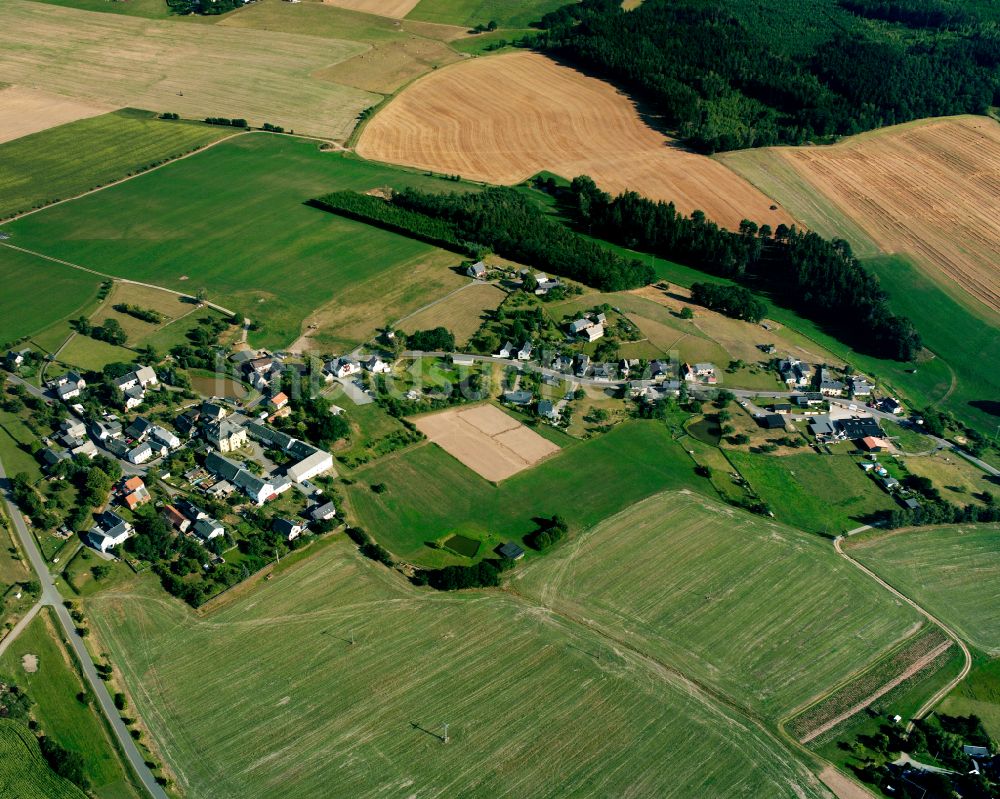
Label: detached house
xmin=466 ymin=261 xmax=487 ymax=279
xmin=205 ymin=417 xmax=248 ymax=453
xmin=780 ymin=360 xmax=812 ymax=388
xmin=87 ymin=511 xmax=133 ymax=553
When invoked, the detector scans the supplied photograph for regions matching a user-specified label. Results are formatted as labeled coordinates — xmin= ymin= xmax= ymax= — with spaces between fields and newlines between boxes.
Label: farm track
xmin=832 ymin=536 xmax=972 ymax=730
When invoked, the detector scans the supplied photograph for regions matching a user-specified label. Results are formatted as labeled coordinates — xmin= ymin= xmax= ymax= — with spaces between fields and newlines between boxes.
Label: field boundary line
xmin=832 ymin=535 xmax=971 ymax=730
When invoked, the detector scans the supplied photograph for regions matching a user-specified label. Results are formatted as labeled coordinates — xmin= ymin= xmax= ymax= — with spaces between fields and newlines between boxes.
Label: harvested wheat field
xmin=322 ymin=0 xmax=421 ymax=16
xmin=414 ymin=404 xmax=559 ymax=481
xmin=357 ymin=52 xmax=792 ymax=229
xmin=0 ymin=86 xmax=113 ymax=145
xmin=0 ymin=0 xmax=378 ymax=141
xmin=731 ymin=116 xmax=1000 ymax=314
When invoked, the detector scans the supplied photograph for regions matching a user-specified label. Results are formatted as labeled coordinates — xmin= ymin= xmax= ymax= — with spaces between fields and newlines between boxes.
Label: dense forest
xmin=532 ymin=0 xmax=1000 ymax=152
xmin=566 ymin=177 xmax=921 ymax=359
xmin=166 ymin=0 xmax=243 ymax=15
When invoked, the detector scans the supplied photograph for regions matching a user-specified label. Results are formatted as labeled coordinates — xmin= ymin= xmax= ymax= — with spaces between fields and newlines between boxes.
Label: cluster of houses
xmin=324 ymin=354 xmax=390 ymax=378
xmin=681 ymin=362 xmax=718 ymax=385
xmin=780 ymin=359 xmax=882 ymax=401
xmin=808 ymin=414 xmax=886 ymax=445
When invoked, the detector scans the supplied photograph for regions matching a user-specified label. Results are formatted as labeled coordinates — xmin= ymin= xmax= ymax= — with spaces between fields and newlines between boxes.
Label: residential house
xmin=327 ymin=357 xmax=360 ymax=379
xmin=193 ymin=517 xmax=225 ymax=542
xmin=860 ymin=436 xmax=887 ymax=452
xmin=123 ymin=385 xmax=145 ymax=410
xmin=272 ymin=517 xmax=303 ymax=542
xmin=269 ymin=392 xmax=289 ymax=411
xmin=86 ymin=511 xmax=133 ymax=553
xmin=201 ymin=402 xmax=227 ymax=423
xmin=150 ymin=426 xmax=181 ymax=450
xmin=175 ymin=499 xmax=207 ymax=522
xmin=517 ymin=341 xmax=533 ymax=361
xmin=71 ymin=440 xmax=98 ymax=459
xmin=49 ymin=371 xmax=86 ymax=392
xmin=591 ymin=362 xmax=614 ymax=382
xmin=161 ymin=504 xmax=191 ymax=532
xmin=881 ymin=476 xmax=900 ymax=492
xmin=819 ymin=368 xmax=845 ymax=396
xmin=838 ymin=417 xmax=884 ymax=440
xmin=204 ymin=451 xmax=287 ymax=505
xmin=878 ymin=397 xmax=903 ymax=415
xmin=365 ymin=355 xmax=391 ymax=374
xmin=125 ymin=417 xmax=154 ymax=441
xmin=538 ymin=399 xmax=559 ymax=421
xmin=503 ymin=390 xmax=533 ymax=406
xmin=120 ymin=476 xmax=151 ymax=510
xmin=780 ymin=360 xmax=812 ymax=388
xmin=568 ymin=318 xmax=592 ymax=336
xmin=115 ymin=366 xmax=157 ymax=393
xmin=4 ymin=349 xmax=29 ymax=369
xmin=770 ymin=403 xmax=793 ymax=414
xmin=205 ymin=417 xmax=248 ymax=453
xmin=41 ymin=448 xmax=71 ymax=471
xmin=496 ymin=341 xmax=514 ymax=359
xmin=246 ymin=356 xmax=273 ymax=376
xmin=105 ymin=439 xmax=129 ymax=458
xmin=60 ymin=419 xmax=86 ymax=439
xmin=649 ymin=360 xmax=670 ymax=381
xmin=466 ymin=261 xmax=487 ymax=279
xmin=127 ymin=442 xmax=157 ymax=465
xmin=248 ymin=371 xmax=270 ymax=392
xmin=309 ymin=502 xmax=337 ymax=522
xmin=554 ymin=354 xmax=574 ymax=373
xmin=758 ymin=414 xmax=786 ymax=430
xmin=55 ymin=380 xmax=84 ymax=402
xmin=808 ymin=415 xmax=840 ymax=439
xmin=90 ymin=420 xmax=123 ymax=441
xmin=575 ymin=354 xmax=591 ymax=377
xmin=850 ymin=377 xmax=873 ymax=397
xmin=682 ymin=363 xmax=718 ymax=384
xmin=175 ymin=408 xmax=200 ymax=438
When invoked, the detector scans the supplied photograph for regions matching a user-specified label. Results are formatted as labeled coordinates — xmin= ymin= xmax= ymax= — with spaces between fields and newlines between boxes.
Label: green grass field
xmin=0 ymin=609 xmax=142 ymax=799
xmin=848 ymin=524 xmax=1000 ymax=654
xmin=0 ymin=719 xmax=87 ymax=799
xmin=346 ymin=420 xmax=710 ymax=565
xmin=86 ymin=538 xmax=833 ymax=799
xmin=0 ymin=246 xmax=101 ymax=346
xmin=0 ymin=109 xmax=233 ymax=220
xmin=0 ymin=409 xmax=44 ymax=483
xmin=407 ymin=0 xmax=568 ymax=28
xmin=728 ymin=451 xmax=896 ymax=535
xmin=30 ymin=0 xmax=177 ymax=18
xmin=940 ymin=655 xmax=1000 ymax=739
xmin=512 ymin=491 xmax=923 ymax=719
xmin=5 ymin=134 xmax=477 ymax=349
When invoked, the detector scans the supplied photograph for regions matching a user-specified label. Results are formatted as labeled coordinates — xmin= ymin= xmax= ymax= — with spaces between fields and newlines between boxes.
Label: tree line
xmin=531 ymin=0 xmax=999 ymax=153
xmin=567 ymin=176 xmax=921 ymax=359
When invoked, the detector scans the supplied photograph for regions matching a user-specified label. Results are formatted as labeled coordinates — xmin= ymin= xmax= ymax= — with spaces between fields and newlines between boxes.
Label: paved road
xmin=0 ymin=457 xmax=167 ymax=799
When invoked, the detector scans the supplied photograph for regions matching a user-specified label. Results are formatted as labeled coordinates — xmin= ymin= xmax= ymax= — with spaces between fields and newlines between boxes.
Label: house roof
xmin=759 ymin=414 xmax=785 ymax=429
xmin=270 ymin=392 xmax=288 ymax=406
xmin=309 ymin=501 xmax=336 ymax=520
xmin=162 ymin=505 xmax=188 ymax=528
xmin=123 ymin=476 xmax=144 ymax=492
xmin=498 ymin=542 xmax=525 ymax=560
xmin=272 ymin=518 xmax=300 ymax=535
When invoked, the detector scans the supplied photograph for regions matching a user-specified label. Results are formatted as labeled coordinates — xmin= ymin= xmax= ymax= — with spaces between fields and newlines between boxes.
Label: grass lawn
xmin=939 ymin=655 xmax=1000 ymax=739
xmin=0 ymin=511 xmax=33 ymax=630
xmin=6 ymin=135 xmax=481 ymax=349
xmin=728 ymin=450 xmax=896 ymax=535
xmin=511 ymin=490 xmax=924 ymax=719
xmin=85 ymin=539 xmax=832 ymax=799
xmin=346 ymin=420 xmax=709 ymax=566
xmin=0 ymin=609 xmax=142 ymax=799
xmin=0 ymin=719 xmax=87 ymax=799
xmin=848 ymin=524 xmax=1000 ymax=654
xmin=0 ymin=109 xmax=232 ymax=220
xmin=54 ymin=335 xmax=136 ymax=373
xmin=0 ymin=410 xmax=43 ymax=483
xmin=0 ymin=246 xmax=101 ymax=346
xmin=407 ymin=0 xmax=567 ymax=28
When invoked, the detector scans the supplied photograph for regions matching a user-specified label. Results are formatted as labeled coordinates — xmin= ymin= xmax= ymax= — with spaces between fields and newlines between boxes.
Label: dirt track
xmin=778 ymin=116 xmax=1000 ymax=314
xmin=357 ymin=52 xmax=793 ymax=230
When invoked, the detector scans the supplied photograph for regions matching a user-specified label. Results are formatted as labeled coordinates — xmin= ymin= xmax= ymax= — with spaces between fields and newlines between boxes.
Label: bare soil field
xmin=0 ymin=86 xmax=113 ymax=144
xmin=322 ymin=0 xmax=420 ymax=15
xmin=414 ymin=403 xmax=560 ymax=481
xmin=0 ymin=0 xmax=378 ymax=141
xmin=726 ymin=116 xmax=1000 ymax=314
xmin=357 ymin=52 xmax=793 ymax=229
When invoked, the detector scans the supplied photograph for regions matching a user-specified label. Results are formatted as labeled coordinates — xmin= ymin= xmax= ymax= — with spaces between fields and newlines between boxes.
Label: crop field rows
xmin=87 ymin=538 xmax=834 ymax=799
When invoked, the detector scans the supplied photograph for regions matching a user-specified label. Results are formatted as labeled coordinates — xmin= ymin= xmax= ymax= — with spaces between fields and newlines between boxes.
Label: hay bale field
xmin=414 ymin=404 xmax=560 ymax=481
xmin=86 ymin=538 xmax=834 ymax=799
xmin=0 ymin=0 xmax=378 ymax=141
xmin=0 ymin=85 xmax=112 ymax=145
xmin=848 ymin=524 xmax=1000 ymax=654
xmin=720 ymin=116 xmax=1000 ymax=315
xmin=511 ymin=491 xmax=924 ymax=719
xmin=357 ymin=52 xmax=793 ymax=229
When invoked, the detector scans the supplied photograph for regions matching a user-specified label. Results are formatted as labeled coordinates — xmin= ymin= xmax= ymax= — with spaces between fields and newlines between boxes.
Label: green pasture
xmin=86 ymin=539 xmax=832 ymax=799
xmin=511 ymin=490 xmax=923 ymax=719
xmin=346 ymin=420 xmax=709 ymax=565
xmin=0 ymin=109 xmax=232 ymax=220
xmin=5 ymin=135 xmax=477 ymax=349
xmin=0 ymin=246 xmax=100 ymax=347
xmin=728 ymin=451 xmax=896 ymax=535
xmin=849 ymin=524 xmax=1000 ymax=654
xmin=940 ymin=655 xmax=1000 ymax=740
xmin=0 ymin=609 xmax=142 ymax=799
xmin=0 ymin=719 xmax=86 ymax=799
xmin=407 ymin=0 xmax=567 ymax=28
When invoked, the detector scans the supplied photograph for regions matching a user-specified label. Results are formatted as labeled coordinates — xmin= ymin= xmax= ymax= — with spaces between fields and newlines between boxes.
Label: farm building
xmin=497 ymin=542 xmax=525 ymax=560
xmin=758 ymin=414 xmax=785 ymax=430
xmin=466 ymin=261 xmax=487 ymax=279
xmin=286 ymin=450 xmax=335 ymax=483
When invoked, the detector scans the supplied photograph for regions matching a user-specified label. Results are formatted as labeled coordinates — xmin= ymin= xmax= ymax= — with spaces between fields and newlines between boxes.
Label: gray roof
xmin=503 ymin=390 xmax=533 ymax=405
xmin=498 ymin=542 xmax=525 ymax=560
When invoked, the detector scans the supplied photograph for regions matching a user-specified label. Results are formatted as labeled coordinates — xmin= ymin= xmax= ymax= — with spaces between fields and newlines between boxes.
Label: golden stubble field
xmin=357 ymin=51 xmax=793 ymax=229
xmin=0 ymin=85 xmax=113 ymax=144
xmin=724 ymin=116 xmax=1000 ymax=314
xmin=321 ymin=0 xmax=421 ymax=16
xmin=0 ymin=0 xmax=379 ymax=140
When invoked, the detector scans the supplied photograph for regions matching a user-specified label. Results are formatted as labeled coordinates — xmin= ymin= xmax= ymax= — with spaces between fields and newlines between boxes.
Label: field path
xmin=0 ymin=600 xmax=41 ymax=659
xmin=833 ymin=535 xmax=971 ymax=730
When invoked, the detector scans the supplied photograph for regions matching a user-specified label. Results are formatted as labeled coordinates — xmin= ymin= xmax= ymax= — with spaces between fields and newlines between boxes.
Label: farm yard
xmin=0 ymin=85 xmax=111 ymax=145
xmin=86 ymin=538 xmax=835 ymax=799
xmin=511 ymin=491 xmax=924 ymax=720
xmin=719 ymin=116 xmax=1000 ymax=316
xmin=847 ymin=524 xmax=1000 ymax=654
xmin=413 ymin=404 xmax=560 ymax=481
xmin=346 ymin=421 xmax=708 ymax=566
xmin=3 ymin=134 xmax=482 ymax=349
xmin=0 ymin=108 xmax=234 ymax=220
xmin=0 ymin=0 xmax=378 ymax=141
xmin=356 ymin=52 xmax=793 ymax=230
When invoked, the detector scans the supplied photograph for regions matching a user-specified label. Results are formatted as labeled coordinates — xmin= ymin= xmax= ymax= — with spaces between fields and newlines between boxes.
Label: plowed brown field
xmin=356 ymin=52 xmax=792 ymax=229
xmin=777 ymin=116 xmax=1000 ymax=313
